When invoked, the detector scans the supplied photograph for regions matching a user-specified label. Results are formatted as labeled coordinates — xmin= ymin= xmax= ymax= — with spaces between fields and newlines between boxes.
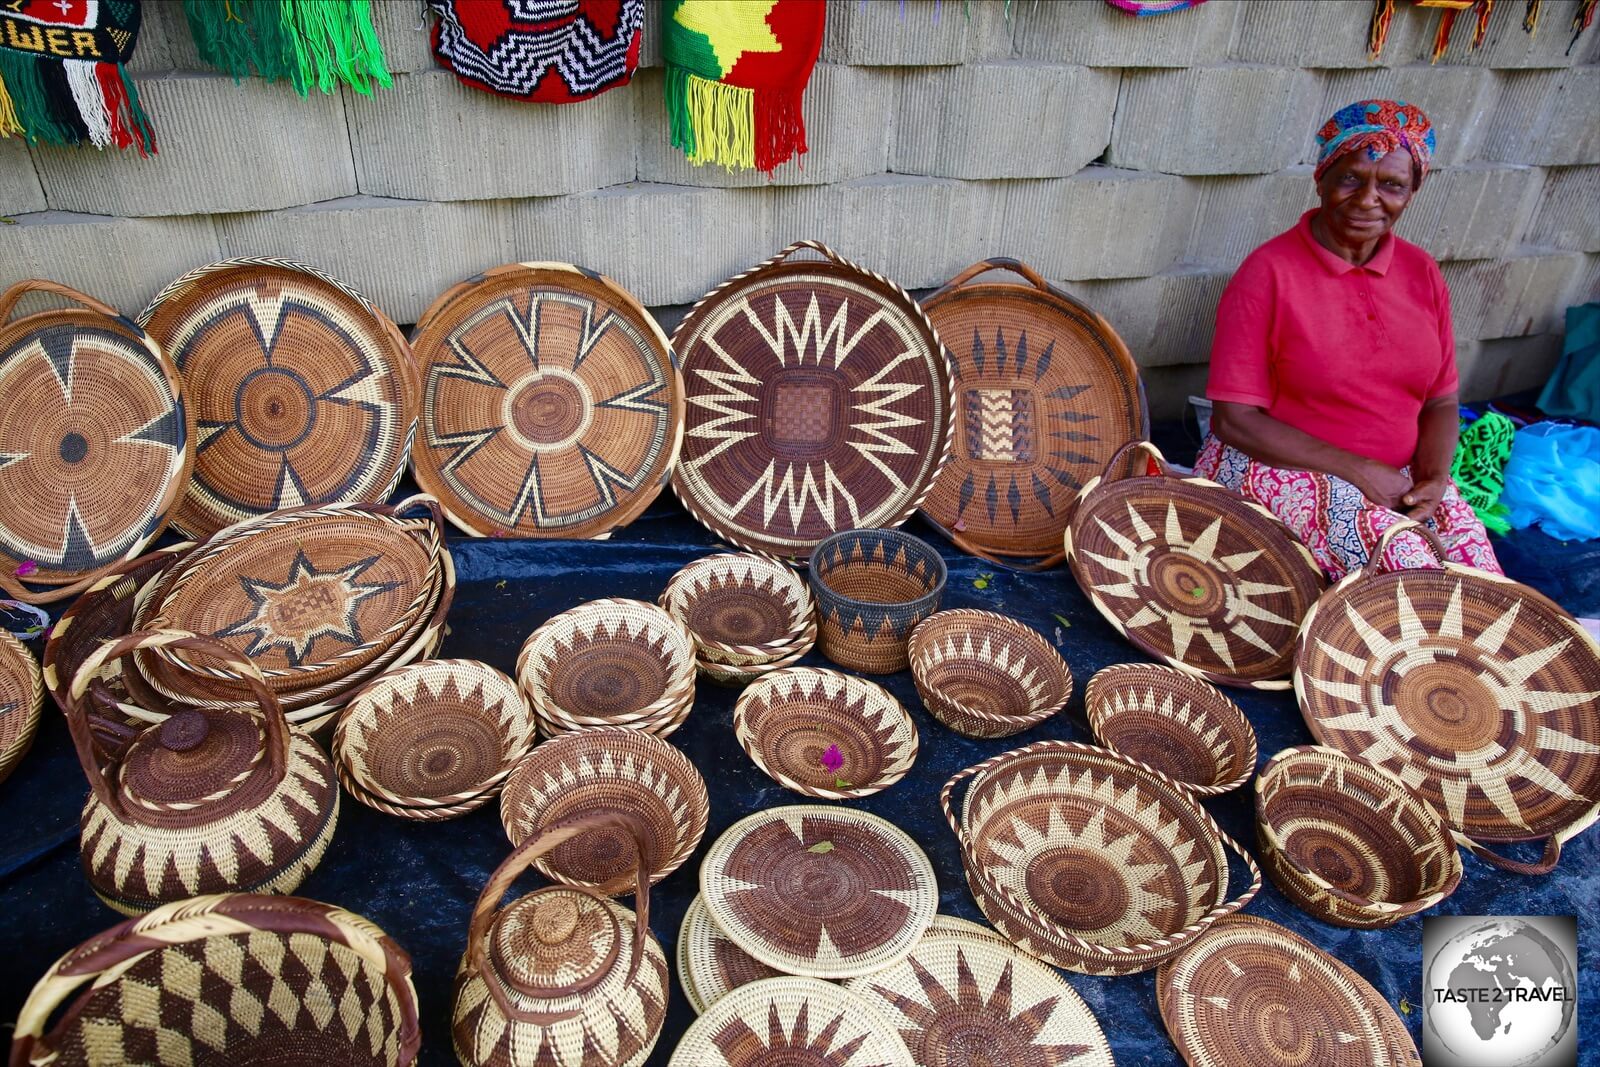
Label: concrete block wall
xmin=2 ymin=0 xmax=1598 ymax=420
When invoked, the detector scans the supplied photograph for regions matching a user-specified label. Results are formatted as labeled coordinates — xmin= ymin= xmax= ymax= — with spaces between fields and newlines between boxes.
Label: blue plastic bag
xmin=1501 ymin=422 xmax=1600 ymax=542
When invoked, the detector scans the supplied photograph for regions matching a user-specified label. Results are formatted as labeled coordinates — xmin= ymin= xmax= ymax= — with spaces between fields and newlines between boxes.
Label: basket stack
xmin=660 ymin=553 xmax=816 ymax=686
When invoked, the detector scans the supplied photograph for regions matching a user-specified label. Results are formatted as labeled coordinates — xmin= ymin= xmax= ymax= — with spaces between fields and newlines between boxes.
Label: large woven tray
xmin=139 ymin=259 xmax=418 ymax=539
xmin=1065 ymin=441 xmax=1325 ymax=690
xmin=409 ymin=263 xmax=684 ymax=539
xmin=919 ymin=258 xmax=1146 ymax=569
xmin=0 ymin=280 xmax=192 ymax=604
xmin=1296 ymin=521 xmax=1600 ymax=876
xmin=671 ymin=242 xmax=955 ymax=562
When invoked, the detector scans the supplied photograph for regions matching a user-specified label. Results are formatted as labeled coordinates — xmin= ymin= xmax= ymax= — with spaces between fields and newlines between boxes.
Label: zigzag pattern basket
xmin=908 ymin=608 xmax=1072 ymax=739
xmin=1084 ymin=663 xmax=1257 ymax=797
xmin=809 ymin=528 xmax=947 ymax=674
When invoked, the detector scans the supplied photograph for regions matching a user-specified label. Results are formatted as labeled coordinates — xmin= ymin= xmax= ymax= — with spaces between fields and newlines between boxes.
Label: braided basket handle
xmin=928 ymin=256 xmax=1061 ymax=299
xmin=766 ymin=240 xmax=854 ymax=272
xmin=1456 ymin=830 xmax=1570 ymax=877
xmin=1098 ymin=439 xmax=1173 ymax=485
xmin=0 ymin=559 xmax=148 ymax=607
xmin=1361 ymin=519 xmax=1449 ymax=578
xmin=0 ymin=278 xmax=131 ymax=328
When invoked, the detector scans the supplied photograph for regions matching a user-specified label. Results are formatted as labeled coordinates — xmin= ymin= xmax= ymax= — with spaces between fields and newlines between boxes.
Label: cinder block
xmin=1186 ymin=166 xmax=1318 ymax=269
xmin=1577 ymin=254 xmax=1600 ymax=304
xmin=1067 ymin=265 xmax=1233 ymax=371
xmin=997 ymin=167 xmax=1197 ymax=280
xmin=1405 ymin=0 xmax=1600 ymax=67
xmin=31 ymin=74 xmax=355 ymax=216
xmin=1455 ymin=334 xmax=1565 ymax=402
xmin=894 ymin=63 xmax=1118 ymax=179
xmin=371 ymin=0 xmax=437 ymax=74
xmin=215 ymin=195 xmax=506 ymax=325
xmin=0 ymin=139 xmax=44 ymax=216
xmin=1231 ymin=0 xmax=1428 ymax=67
xmin=1482 ymin=68 xmax=1600 ymax=167
xmin=634 ymin=65 xmax=892 ymax=187
xmin=1442 ymin=251 xmax=1586 ymax=340
xmin=347 ymin=68 xmax=635 ymax=201
xmin=1524 ymin=166 xmax=1600 ymax=252
xmin=1107 ymin=67 xmax=1322 ymax=176
xmin=1135 ymin=363 xmax=1213 ymax=421
xmin=821 ymin=0 xmax=1006 ymax=65
xmin=127 ymin=0 xmax=206 ymax=74
xmin=0 ymin=211 xmax=222 ymax=315
xmin=1393 ymin=163 xmax=1544 ymax=261
xmin=1010 ymin=0 xmax=1238 ymax=66
xmin=1307 ymin=67 xmax=1497 ymax=168
xmin=639 ymin=0 xmax=662 ymax=68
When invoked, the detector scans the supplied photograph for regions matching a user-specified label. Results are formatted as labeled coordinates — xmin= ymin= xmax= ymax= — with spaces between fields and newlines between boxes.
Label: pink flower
xmin=14 ymin=561 xmax=36 ymax=578
xmin=821 ymin=744 xmax=844 ymax=773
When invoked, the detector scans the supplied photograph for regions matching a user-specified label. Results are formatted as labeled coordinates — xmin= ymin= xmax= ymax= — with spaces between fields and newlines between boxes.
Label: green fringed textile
xmin=183 ymin=0 xmax=391 ymax=97
xmin=1452 ymin=411 xmax=1516 ymax=535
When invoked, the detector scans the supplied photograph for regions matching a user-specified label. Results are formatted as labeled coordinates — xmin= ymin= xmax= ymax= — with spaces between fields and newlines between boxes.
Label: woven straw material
xmin=1256 ymin=746 xmax=1461 ymax=929
xmin=1083 ymin=663 xmax=1257 ymax=797
xmin=1065 ymin=442 xmax=1325 ymax=691
xmin=843 ymin=917 xmax=1115 ymax=1067
xmin=0 ymin=280 xmax=192 ymax=601
xmin=662 ymin=552 xmax=814 ymax=665
xmin=676 ymin=893 xmax=785 ymax=1016
xmin=701 ymin=804 xmax=938 ymax=980
xmin=139 ymin=258 xmax=419 ymax=540
xmin=694 ymin=621 xmax=817 ymax=687
xmin=908 ymin=608 xmax=1073 ymax=739
xmin=809 ymin=528 xmax=948 ymax=674
xmin=734 ymin=667 xmax=919 ymax=800
xmin=669 ymin=976 xmax=916 ymax=1067
xmin=919 ymin=258 xmax=1146 ymax=566
xmin=12 ymin=893 xmax=421 ymax=1067
xmin=409 ymin=263 xmax=684 ymax=540
xmin=332 ymin=659 xmax=537 ymax=816
xmin=1295 ymin=539 xmax=1600 ymax=876
xmin=0 ymin=630 xmax=42 ymax=786
xmin=942 ymin=741 xmax=1260 ymax=976
xmin=499 ymin=728 xmax=708 ymax=893
xmin=671 ymin=241 xmax=955 ymax=563
xmin=1156 ymin=914 xmax=1420 ymax=1067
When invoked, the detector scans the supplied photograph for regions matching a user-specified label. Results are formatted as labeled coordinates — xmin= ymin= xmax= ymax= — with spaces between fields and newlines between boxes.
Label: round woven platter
xmin=1065 ymin=442 xmax=1325 ymax=690
xmin=1156 ymin=914 xmax=1419 ymax=1067
xmin=701 ymin=804 xmax=938 ymax=980
xmin=1296 ymin=534 xmax=1600 ymax=875
xmin=139 ymin=258 xmax=417 ymax=539
xmin=671 ymin=241 xmax=955 ymax=563
xmin=0 ymin=631 xmax=42 ymax=785
xmin=919 ymin=258 xmax=1146 ymax=567
xmin=1084 ymin=663 xmax=1257 ymax=797
xmin=669 ymin=976 xmax=915 ymax=1067
xmin=676 ymin=893 xmax=785 ymax=1016
xmin=409 ymin=262 xmax=683 ymax=539
xmin=0 ymin=280 xmax=191 ymax=598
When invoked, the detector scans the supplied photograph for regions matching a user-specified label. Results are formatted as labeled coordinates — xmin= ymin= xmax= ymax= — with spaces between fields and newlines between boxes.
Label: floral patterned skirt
xmin=1192 ymin=435 xmax=1503 ymax=582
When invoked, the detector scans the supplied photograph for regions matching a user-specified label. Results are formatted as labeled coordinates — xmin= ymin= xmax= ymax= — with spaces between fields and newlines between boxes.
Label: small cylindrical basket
xmin=808 ymin=528 xmax=947 ymax=674
xmin=907 ymin=609 xmax=1072 ymax=738
xmin=1084 ymin=663 xmax=1257 ymax=797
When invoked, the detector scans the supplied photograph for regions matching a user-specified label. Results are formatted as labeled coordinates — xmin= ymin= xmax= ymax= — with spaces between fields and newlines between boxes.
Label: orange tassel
xmin=1368 ymin=0 xmax=1396 ymax=58
xmin=1432 ymin=7 xmax=1460 ymax=60
xmin=1473 ymin=0 xmax=1493 ymax=46
xmin=1523 ymin=0 xmax=1541 ymax=32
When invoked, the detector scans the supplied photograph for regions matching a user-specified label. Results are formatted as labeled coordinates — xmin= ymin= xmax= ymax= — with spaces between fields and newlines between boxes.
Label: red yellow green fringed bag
xmin=0 ymin=0 xmax=154 ymax=153
xmin=1369 ymin=0 xmax=1596 ymax=59
xmin=183 ymin=0 xmax=391 ymax=96
xmin=662 ymin=0 xmax=826 ymax=174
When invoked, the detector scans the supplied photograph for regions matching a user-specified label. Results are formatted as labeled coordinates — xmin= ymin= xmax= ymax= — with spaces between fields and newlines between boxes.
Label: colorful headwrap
xmin=1313 ymin=99 xmax=1436 ymax=185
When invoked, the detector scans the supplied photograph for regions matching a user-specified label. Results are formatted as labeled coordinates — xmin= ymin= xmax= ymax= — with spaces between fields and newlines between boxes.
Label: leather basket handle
xmin=1360 ymin=519 xmax=1449 ymax=579
xmin=0 ymin=278 xmax=129 ymax=327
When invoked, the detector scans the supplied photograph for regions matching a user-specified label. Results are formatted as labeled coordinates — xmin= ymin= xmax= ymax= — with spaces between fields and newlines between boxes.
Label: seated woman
xmin=1195 ymin=99 xmax=1502 ymax=581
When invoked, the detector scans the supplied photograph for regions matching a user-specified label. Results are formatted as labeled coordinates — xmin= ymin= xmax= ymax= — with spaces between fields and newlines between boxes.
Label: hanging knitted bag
xmin=428 ymin=0 xmax=646 ymax=103
xmin=0 ymin=0 xmax=153 ymax=153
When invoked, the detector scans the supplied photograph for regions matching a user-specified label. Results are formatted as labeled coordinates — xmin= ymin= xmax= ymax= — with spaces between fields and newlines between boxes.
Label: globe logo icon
xmin=1424 ymin=917 xmax=1577 ymax=1067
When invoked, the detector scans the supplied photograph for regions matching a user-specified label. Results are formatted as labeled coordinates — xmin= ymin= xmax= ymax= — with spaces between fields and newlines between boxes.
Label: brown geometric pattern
xmin=668 ymin=977 xmax=915 ymax=1067
xmin=676 ymin=893 xmax=783 ymax=1015
xmin=661 ymin=552 xmax=813 ymax=664
xmin=0 ymin=630 xmax=41 ymax=785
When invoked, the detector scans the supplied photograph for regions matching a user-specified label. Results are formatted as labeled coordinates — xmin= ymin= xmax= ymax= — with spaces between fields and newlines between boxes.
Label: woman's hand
xmin=1401 ymin=475 xmax=1449 ymax=520
xmin=1349 ymin=458 xmax=1413 ymax=511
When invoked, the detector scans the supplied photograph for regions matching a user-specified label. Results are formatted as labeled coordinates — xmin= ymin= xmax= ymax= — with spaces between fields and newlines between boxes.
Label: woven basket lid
xmin=669 ymin=976 xmax=916 ymax=1067
xmin=700 ymin=804 xmax=937 ymax=979
xmin=139 ymin=259 xmax=417 ymax=539
xmin=0 ymin=630 xmax=42 ymax=785
xmin=1156 ymin=914 xmax=1419 ymax=1067
xmin=409 ymin=263 xmax=683 ymax=539
xmin=0 ymin=280 xmax=191 ymax=597
xmin=671 ymin=242 xmax=955 ymax=563
xmin=1065 ymin=442 xmax=1325 ymax=690
xmin=676 ymin=893 xmax=784 ymax=1016
xmin=919 ymin=258 xmax=1146 ymax=565
xmin=1296 ymin=526 xmax=1600 ymax=873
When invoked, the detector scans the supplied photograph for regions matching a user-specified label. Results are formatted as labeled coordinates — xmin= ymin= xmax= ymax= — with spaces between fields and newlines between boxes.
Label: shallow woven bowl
xmin=662 ymin=553 xmax=815 ymax=666
xmin=669 ymin=976 xmax=915 ymax=1067
xmin=694 ymin=630 xmax=816 ymax=688
xmin=0 ymin=631 xmax=43 ymax=786
xmin=808 ymin=528 xmax=948 ymax=674
xmin=499 ymin=727 xmax=709 ymax=893
xmin=907 ymin=609 xmax=1073 ymax=739
xmin=1257 ymin=746 xmax=1462 ymax=929
xmin=734 ymin=667 xmax=919 ymax=799
xmin=1084 ymin=663 xmax=1257 ymax=797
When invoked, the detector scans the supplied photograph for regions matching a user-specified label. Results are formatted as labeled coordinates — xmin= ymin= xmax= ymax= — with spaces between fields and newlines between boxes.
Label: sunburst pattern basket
xmin=0 ymin=630 xmax=43 ymax=786
xmin=662 ymin=552 xmax=815 ymax=664
xmin=908 ymin=608 xmax=1073 ymax=738
xmin=1083 ymin=663 xmax=1257 ymax=797
xmin=675 ymin=893 xmax=785 ymax=1016
xmin=668 ymin=976 xmax=916 ymax=1067
xmin=809 ymin=528 xmax=948 ymax=674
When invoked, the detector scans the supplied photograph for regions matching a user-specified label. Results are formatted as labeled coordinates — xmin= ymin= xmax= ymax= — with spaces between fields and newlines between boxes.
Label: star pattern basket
xmin=809 ymin=528 xmax=948 ymax=674
xmin=0 ymin=630 xmax=43 ymax=786
xmin=1065 ymin=441 xmax=1325 ymax=690
xmin=139 ymin=258 xmax=419 ymax=539
xmin=671 ymin=241 xmax=956 ymax=563
xmin=409 ymin=263 xmax=684 ymax=540
xmin=675 ymin=893 xmax=784 ymax=1016
xmin=668 ymin=976 xmax=916 ymax=1067
xmin=11 ymin=893 xmax=421 ymax=1067
xmin=661 ymin=552 xmax=815 ymax=667
xmin=1083 ymin=663 xmax=1257 ymax=797
xmin=1256 ymin=745 xmax=1462 ymax=929
xmin=908 ymin=608 xmax=1073 ymax=739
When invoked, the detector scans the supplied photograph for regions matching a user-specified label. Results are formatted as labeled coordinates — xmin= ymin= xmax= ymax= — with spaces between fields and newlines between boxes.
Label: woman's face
xmin=1316 ymin=148 xmax=1417 ymax=247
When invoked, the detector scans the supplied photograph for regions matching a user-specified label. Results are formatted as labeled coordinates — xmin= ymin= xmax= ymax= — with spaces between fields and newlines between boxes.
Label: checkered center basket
xmin=10 ymin=892 xmax=421 ymax=1067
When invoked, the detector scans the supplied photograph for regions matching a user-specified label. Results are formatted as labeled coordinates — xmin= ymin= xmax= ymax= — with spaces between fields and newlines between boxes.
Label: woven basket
xmin=11 ymin=892 xmax=421 ymax=1067
xmin=499 ymin=727 xmax=708 ymax=893
xmin=1296 ymin=520 xmax=1600 ymax=876
xmin=733 ymin=667 xmax=919 ymax=799
xmin=918 ymin=257 xmax=1147 ymax=570
xmin=1083 ymin=663 xmax=1257 ymax=797
xmin=661 ymin=552 xmax=814 ymax=666
xmin=452 ymin=813 xmax=669 ymax=1067
xmin=668 ymin=976 xmax=916 ymax=1067
xmin=693 ymin=629 xmax=816 ymax=687
xmin=332 ymin=659 xmax=537 ymax=819
xmin=139 ymin=258 xmax=419 ymax=539
xmin=409 ymin=262 xmax=684 ymax=540
xmin=1256 ymin=745 xmax=1461 ymax=929
xmin=942 ymin=740 xmax=1261 ymax=976
xmin=675 ymin=893 xmax=785 ymax=1016
xmin=809 ymin=528 xmax=948 ymax=674
xmin=1065 ymin=441 xmax=1325 ymax=690
xmin=1156 ymin=914 xmax=1420 ymax=1067
xmin=701 ymin=804 xmax=938 ymax=980
xmin=0 ymin=279 xmax=193 ymax=605
xmin=0 ymin=631 xmax=42 ymax=786
xmin=907 ymin=608 xmax=1073 ymax=738
xmin=671 ymin=241 xmax=956 ymax=564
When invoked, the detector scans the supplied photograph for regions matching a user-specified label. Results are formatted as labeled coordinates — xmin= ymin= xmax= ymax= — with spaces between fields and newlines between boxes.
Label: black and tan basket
xmin=809 ymin=528 xmax=947 ymax=674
